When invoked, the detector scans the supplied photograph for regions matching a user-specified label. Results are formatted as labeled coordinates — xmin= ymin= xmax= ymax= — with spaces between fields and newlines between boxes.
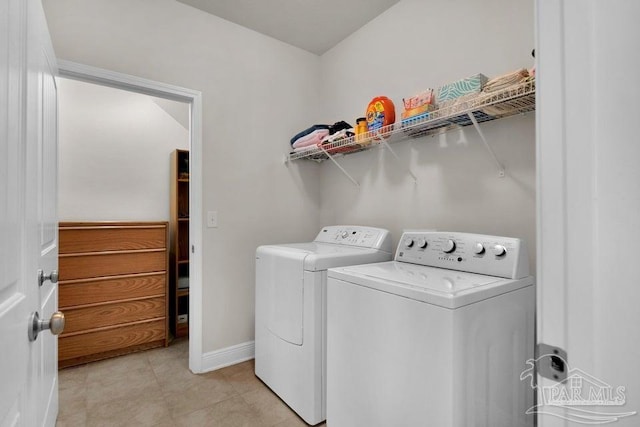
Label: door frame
xmin=56 ymin=60 xmax=205 ymax=373
xmin=536 ymin=1 xmax=640 ymax=425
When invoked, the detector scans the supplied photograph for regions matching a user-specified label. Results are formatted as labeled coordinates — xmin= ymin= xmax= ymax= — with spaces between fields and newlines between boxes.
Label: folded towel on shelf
xmin=290 ymin=124 xmax=330 ymax=146
xmin=291 ymin=128 xmax=330 ymax=149
xmin=483 ymin=69 xmax=529 ymax=93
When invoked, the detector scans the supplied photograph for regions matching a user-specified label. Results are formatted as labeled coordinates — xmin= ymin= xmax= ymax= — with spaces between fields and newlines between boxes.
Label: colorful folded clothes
xmin=290 ymin=124 xmax=329 ymax=146
xmin=290 ymin=121 xmax=353 ymax=154
xmin=291 ymin=128 xmax=330 ymax=149
xmin=328 ymin=120 xmax=352 ymax=135
xmin=321 ymin=128 xmax=353 ymax=143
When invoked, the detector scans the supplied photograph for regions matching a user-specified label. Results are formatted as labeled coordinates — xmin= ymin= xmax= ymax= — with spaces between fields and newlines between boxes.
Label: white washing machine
xmin=326 ymin=231 xmax=535 ymax=427
xmin=255 ymin=225 xmax=392 ymax=425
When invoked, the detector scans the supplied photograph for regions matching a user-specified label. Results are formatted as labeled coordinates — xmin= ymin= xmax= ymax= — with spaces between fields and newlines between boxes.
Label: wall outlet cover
xmin=207 ymin=211 xmax=218 ymax=228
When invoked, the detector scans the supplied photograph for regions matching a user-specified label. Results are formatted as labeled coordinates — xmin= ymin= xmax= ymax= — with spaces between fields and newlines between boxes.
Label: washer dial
xmin=493 ymin=245 xmax=507 ymax=256
xmin=443 ymin=239 xmax=456 ymax=253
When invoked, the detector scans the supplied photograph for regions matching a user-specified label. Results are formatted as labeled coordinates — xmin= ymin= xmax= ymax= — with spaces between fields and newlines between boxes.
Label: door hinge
xmin=535 ymin=343 xmax=568 ymax=383
xmin=191 ymin=244 xmax=195 ymax=254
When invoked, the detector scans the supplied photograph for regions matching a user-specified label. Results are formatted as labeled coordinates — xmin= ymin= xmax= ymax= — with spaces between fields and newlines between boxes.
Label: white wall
xmin=57 ymin=77 xmax=189 ymax=221
xmin=43 ymin=0 xmax=322 ymax=353
xmin=44 ymin=0 xmax=536 ymax=356
xmin=318 ymin=0 xmax=537 ymax=268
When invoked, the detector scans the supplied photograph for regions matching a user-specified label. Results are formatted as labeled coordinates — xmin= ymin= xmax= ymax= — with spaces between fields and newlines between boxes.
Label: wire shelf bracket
xmin=319 ymin=145 xmax=360 ymax=187
xmin=283 ymin=146 xmax=360 ymax=186
xmin=467 ymin=112 xmax=505 ymax=178
xmin=379 ymin=136 xmax=417 ymax=183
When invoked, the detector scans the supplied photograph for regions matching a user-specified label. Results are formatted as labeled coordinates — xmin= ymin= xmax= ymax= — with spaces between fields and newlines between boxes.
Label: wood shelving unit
xmin=170 ymin=149 xmax=190 ymax=338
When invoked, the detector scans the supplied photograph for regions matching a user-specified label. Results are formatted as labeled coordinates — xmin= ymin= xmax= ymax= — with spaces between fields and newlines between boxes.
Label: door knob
xmin=28 ymin=311 xmax=65 ymax=342
xmin=38 ymin=269 xmax=58 ymax=287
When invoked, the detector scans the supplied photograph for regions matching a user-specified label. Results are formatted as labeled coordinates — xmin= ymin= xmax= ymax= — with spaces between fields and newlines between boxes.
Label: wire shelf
xmin=286 ymin=78 xmax=535 ymax=163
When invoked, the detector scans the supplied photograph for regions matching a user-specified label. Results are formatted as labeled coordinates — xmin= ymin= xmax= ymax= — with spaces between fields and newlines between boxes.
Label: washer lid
xmin=256 ymin=243 xmax=391 ymax=271
xmin=328 ymin=261 xmax=533 ymax=308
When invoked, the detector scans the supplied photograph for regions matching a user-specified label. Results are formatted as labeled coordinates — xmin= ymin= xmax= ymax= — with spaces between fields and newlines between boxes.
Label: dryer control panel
xmin=395 ymin=231 xmax=529 ymax=279
xmin=315 ymin=226 xmax=392 ymax=252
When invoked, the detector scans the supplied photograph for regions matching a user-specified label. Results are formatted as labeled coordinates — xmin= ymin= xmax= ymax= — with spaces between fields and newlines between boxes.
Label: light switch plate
xmin=207 ymin=211 xmax=218 ymax=228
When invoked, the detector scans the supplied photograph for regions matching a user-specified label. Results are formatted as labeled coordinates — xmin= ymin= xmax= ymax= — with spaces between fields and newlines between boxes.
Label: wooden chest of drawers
xmin=58 ymin=222 xmax=169 ymax=368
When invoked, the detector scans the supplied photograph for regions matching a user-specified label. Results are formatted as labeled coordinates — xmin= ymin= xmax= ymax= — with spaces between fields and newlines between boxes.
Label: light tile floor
xmin=56 ymin=339 xmax=325 ymax=427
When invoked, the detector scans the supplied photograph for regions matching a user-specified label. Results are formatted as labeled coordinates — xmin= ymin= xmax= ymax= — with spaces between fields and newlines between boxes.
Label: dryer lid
xmin=256 ymin=243 xmax=391 ymax=271
xmin=328 ymin=261 xmax=533 ymax=309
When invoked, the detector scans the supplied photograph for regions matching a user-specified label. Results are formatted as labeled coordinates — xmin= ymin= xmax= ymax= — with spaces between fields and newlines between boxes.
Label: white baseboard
xmin=200 ymin=341 xmax=255 ymax=373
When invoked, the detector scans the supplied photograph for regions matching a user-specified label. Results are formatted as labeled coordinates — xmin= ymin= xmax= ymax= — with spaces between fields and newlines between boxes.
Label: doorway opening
xmin=57 ymin=60 xmax=204 ymax=372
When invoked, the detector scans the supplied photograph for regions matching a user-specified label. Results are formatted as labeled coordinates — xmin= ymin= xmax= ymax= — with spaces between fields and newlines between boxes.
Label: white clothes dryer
xmin=255 ymin=226 xmax=392 ymax=425
xmin=326 ymin=231 xmax=535 ymax=427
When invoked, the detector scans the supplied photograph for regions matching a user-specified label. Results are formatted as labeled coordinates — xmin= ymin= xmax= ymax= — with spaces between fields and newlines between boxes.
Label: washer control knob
xmin=341 ymin=231 xmax=349 ymax=239
xmin=404 ymin=237 xmax=414 ymax=248
xmin=416 ymin=238 xmax=427 ymax=249
xmin=473 ymin=243 xmax=485 ymax=254
xmin=443 ymin=239 xmax=456 ymax=253
xmin=493 ymin=245 xmax=507 ymax=257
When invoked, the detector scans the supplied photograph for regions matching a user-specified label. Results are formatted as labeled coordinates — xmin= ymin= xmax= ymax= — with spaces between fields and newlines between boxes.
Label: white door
xmin=536 ymin=0 xmax=640 ymax=426
xmin=26 ymin=0 xmax=60 ymax=425
xmin=0 ymin=0 xmax=60 ymax=426
xmin=0 ymin=0 xmax=31 ymax=425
